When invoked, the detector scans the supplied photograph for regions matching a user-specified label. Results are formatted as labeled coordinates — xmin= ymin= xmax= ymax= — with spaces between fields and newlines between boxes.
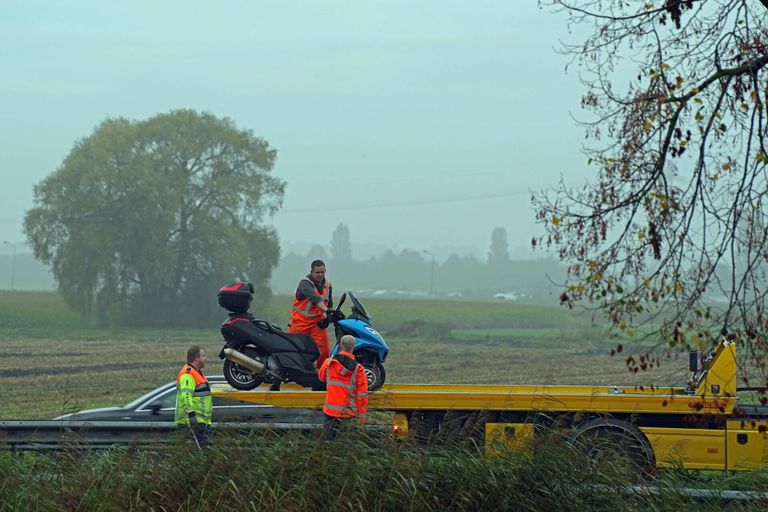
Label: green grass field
xmin=0 ymin=291 xmax=689 ymax=419
xmin=3 ymin=291 xmax=768 ymax=510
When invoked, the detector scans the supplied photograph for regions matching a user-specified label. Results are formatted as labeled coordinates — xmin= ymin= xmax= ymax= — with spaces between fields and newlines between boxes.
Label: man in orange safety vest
xmin=317 ymin=335 xmax=368 ymax=440
xmin=289 ymin=259 xmax=333 ymax=368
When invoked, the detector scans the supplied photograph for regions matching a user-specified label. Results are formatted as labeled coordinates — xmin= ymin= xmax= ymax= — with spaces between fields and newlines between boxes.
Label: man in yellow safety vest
xmin=175 ymin=345 xmax=213 ymax=447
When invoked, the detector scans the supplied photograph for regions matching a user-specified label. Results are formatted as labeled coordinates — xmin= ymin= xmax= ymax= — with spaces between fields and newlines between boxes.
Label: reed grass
xmin=2 ymin=430 xmax=766 ymax=511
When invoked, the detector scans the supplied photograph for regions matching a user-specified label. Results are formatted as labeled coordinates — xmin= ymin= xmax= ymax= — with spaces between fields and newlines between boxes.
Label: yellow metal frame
xmin=213 ymin=382 xmax=736 ymax=415
xmin=214 ymin=339 xmax=738 ymax=416
xmin=213 ymin=338 xmax=768 ymax=470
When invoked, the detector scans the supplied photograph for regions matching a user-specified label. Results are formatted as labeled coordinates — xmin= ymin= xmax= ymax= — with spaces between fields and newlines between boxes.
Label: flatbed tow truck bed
xmin=214 ymin=339 xmax=768 ymax=471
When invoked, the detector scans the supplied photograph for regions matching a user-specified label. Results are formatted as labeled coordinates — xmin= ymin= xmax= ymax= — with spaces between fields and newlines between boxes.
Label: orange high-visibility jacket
xmin=318 ymin=351 xmax=368 ymax=422
xmin=290 ymin=277 xmax=332 ymax=331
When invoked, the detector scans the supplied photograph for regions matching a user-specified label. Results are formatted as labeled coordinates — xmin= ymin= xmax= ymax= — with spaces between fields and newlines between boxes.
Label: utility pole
xmin=3 ymin=241 xmax=16 ymax=291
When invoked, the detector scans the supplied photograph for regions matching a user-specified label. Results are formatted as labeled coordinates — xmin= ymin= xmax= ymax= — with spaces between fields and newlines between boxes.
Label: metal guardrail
xmin=0 ymin=420 xmax=322 ymax=452
xmin=616 ymin=484 xmax=768 ymax=503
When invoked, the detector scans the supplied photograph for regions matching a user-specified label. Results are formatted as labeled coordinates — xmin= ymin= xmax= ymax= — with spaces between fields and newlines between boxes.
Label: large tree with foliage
xmin=534 ymin=1 xmax=768 ymax=384
xmin=24 ymin=110 xmax=284 ymax=326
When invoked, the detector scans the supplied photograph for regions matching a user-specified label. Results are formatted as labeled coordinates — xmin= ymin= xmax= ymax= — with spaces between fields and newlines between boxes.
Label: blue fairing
xmin=331 ymin=318 xmax=389 ymax=362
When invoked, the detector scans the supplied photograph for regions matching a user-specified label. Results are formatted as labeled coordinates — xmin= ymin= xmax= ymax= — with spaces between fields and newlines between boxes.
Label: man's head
xmin=187 ymin=345 xmax=207 ymax=370
xmin=340 ymin=335 xmax=355 ymax=353
xmin=310 ymin=260 xmax=326 ymax=284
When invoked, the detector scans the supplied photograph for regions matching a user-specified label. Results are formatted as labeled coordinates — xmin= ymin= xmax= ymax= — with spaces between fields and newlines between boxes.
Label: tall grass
xmin=2 ymin=430 xmax=765 ymax=511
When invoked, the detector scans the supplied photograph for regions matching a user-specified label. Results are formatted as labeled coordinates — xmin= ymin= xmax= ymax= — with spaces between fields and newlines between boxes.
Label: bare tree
xmin=533 ymin=1 xmax=768 ymax=385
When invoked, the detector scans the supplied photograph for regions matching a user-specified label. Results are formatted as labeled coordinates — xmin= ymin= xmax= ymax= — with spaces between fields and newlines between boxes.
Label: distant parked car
xmin=54 ymin=375 xmax=324 ymax=424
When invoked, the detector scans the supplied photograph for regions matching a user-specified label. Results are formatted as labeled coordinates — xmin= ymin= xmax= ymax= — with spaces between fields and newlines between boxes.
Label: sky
xmin=0 ymin=1 xmax=588 ymax=262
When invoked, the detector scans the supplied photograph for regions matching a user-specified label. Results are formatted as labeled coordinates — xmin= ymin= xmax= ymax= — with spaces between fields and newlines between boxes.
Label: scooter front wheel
xmin=223 ymin=359 xmax=264 ymax=390
xmin=362 ymin=361 xmax=386 ymax=391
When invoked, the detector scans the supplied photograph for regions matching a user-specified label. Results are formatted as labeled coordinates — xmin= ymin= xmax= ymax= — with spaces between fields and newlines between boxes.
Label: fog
xmin=0 ymin=1 xmax=586 ymax=267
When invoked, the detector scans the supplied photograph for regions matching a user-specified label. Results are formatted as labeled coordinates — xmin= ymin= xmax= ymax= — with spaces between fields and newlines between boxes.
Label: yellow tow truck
xmin=214 ymin=338 xmax=768 ymax=471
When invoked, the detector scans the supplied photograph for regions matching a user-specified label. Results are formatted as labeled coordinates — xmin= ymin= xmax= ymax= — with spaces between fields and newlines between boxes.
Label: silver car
xmin=54 ymin=375 xmax=323 ymax=424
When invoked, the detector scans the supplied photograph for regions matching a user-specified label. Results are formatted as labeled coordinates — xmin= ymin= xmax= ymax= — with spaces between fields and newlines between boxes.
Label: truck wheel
xmin=570 ymin=418 xmax=655 ymax=477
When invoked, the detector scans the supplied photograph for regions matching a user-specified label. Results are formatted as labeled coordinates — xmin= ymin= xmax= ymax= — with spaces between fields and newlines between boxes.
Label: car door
xmin=140 ymin=383 xmax=247 ymax=422
xmin=138 ymin=386 xmax=177 ymax=421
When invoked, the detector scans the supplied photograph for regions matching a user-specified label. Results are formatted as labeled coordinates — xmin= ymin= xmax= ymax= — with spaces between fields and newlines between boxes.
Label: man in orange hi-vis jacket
xmin=289 ymin=259 xmax=333 ymax=368
xmin=317 ymin=335 xmax=368 ymax=440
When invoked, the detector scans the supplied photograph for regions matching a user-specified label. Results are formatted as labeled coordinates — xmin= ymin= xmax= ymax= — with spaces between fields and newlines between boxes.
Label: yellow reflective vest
xmin=174 ymin=364 xmax=213 ymax=425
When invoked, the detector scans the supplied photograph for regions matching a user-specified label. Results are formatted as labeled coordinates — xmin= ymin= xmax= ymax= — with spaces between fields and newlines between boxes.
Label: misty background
xmin=0 ymin=1 xmax=584 ymax=302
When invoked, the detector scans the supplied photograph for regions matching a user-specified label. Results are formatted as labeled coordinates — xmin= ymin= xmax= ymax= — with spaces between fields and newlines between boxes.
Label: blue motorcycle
xmin=325 ymin=292 xmax=389 ymax=391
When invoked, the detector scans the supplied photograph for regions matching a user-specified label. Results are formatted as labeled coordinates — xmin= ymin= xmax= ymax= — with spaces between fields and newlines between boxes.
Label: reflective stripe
xmin=291 ymin=302 xmax=315 ymax=317
xmin=327 ymin=379 xmax=358 ymax=392
xmin=323 ymin=402 xmax=358 ymax=414
xmin=291 ymin=278 xmax=331 ymax=320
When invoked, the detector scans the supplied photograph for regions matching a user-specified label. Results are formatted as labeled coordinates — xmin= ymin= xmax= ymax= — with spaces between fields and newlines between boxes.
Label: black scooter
xmin=216 ymin=282 xmax=324 ymax=391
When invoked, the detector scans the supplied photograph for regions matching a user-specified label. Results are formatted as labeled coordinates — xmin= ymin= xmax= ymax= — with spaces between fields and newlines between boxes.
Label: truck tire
xmin=570 ymin=418 xmax=655 ymax=477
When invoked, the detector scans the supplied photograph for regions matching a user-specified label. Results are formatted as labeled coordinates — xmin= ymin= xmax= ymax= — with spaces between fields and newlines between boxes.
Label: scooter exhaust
xmin=223 ymin=348 xmax=265 ymax=374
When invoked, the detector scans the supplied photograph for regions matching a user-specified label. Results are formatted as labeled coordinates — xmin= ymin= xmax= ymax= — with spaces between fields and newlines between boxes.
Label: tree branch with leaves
xmin=534 ymin=1 xmax=768 ymax=387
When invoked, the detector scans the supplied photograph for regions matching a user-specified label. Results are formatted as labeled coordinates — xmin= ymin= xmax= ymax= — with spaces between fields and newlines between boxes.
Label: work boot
xmin=269 ymin=382 xmax=281 ymax=391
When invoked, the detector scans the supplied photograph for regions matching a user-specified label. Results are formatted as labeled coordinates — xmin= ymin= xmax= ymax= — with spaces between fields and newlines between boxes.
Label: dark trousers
xmin=322 ymin=414 xmax=346 ymax=441
xmin=178 ymin=423 xmax=210 ymax=448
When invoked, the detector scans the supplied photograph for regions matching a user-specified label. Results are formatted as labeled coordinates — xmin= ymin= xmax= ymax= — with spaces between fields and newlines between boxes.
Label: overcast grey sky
xmin=0 ymin=1 xmax=587 ymax=261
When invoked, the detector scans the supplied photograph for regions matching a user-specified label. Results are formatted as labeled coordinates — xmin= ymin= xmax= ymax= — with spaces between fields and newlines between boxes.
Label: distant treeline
xmin=272 ymin=249 xmax=567 ymax=301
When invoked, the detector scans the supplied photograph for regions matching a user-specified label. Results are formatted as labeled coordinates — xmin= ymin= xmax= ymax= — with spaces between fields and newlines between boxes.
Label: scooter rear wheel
xmin=223 ymin=359 xmax=265 ymax=390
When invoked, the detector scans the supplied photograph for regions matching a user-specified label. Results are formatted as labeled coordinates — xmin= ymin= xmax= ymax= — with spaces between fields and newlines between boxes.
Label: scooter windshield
xmin=347 ymin=292 xmax=371 ymax=323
